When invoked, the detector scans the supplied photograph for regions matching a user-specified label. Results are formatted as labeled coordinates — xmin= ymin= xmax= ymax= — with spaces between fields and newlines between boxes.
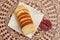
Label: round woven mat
xmin=0 ymin=0 xmax=60 ymax=40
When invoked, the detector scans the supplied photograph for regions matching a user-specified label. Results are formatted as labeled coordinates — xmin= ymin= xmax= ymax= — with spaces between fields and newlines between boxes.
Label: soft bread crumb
xmin=22 ymin=24 xmax=35 ymax=35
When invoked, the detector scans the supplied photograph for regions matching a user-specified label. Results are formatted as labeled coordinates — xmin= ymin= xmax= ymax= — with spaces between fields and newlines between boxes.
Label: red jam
xmin=39 ymin=19 xmax=52 ymax=31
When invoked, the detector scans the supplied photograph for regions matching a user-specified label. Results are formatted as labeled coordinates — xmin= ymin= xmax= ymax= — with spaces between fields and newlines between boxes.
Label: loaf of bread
xmin=14 ymin=5 xmax=35 ymax=35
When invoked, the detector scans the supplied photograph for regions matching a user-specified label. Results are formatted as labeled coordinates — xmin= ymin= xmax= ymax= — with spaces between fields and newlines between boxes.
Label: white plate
xmin=8 ymin=2 xmax=44 ymax=38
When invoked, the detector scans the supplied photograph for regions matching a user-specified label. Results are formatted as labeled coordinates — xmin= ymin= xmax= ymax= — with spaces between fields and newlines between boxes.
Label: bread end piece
xmin=14 ymin=5 xmax=28 ymax=14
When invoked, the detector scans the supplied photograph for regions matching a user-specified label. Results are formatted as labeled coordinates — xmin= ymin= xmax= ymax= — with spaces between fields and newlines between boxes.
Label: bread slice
xmin=22 ymin=24 xmax=35 ymax=35
xmin=17 ymin=10 xmax=29 ymax=17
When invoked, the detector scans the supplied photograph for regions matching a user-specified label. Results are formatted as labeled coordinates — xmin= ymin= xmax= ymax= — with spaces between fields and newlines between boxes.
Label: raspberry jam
xmin=39 ymin=19 xmax=52 ymax=31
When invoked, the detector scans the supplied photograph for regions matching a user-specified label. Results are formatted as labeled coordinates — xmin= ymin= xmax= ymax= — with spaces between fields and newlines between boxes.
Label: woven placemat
xmin=0 ymin=0 xmax=60 ymax=40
